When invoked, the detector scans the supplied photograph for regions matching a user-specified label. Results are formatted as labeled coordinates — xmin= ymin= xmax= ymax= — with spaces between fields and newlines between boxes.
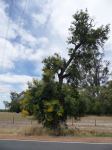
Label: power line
xmin=1 ymin=0 xmax=30 ymax=73
xmin=1 ymin=0 xmax=14 ymax=72
xmin=17 ymin=0 xmax=30 ymax=40
xmin=12 ymin=0 xmax=30 ymax=74
xmin=19 ymin=0 xmax=29 ymax=22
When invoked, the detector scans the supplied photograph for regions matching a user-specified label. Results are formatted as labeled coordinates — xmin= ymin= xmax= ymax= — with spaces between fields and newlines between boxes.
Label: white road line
xmin=0 ymin=139 xmax=112 ymax=145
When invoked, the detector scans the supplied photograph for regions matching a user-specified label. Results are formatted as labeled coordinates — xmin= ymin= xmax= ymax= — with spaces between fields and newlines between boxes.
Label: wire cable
xmin=1 ymin=0 xmax=14 ymax=72
xmin=1 ymin=0 xmax=30 ymax=73
xmin=13 ymin=0 xmax=30 ymax=75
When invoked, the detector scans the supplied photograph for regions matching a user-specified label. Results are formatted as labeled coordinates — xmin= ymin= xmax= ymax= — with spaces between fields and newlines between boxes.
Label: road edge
xmin=0 ymin=135 xmax=112 ymax=144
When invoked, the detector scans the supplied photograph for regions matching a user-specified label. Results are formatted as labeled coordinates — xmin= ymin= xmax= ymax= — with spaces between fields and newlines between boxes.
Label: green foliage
xmin=68 ymin=9 xmax=109 ymax=48
xmin=64 ymin=90 xmax=86 ymax=119
xmin=21 ymin=109 xmax=29 ymax=117
xmin=43 ymin=53 xmax=64 ymax=76
xmin=20 ymin=79 xmax=43 ymax=115
xmin=35 ymin=99 xmax=64 ymax=130
xmin=79 ymin=81 xmax=112 ymax=115
xmin=99 ymin=81 xmax=112 ymax=114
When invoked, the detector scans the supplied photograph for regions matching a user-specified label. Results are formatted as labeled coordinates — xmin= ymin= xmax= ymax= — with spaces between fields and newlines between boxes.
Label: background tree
xmin=3 ymin=101 xmax=9 ymax=110
xmin=9 ymin=92 xmax=21 ymax=113
xmin=99 ymin=81 xmax=112 ymax=115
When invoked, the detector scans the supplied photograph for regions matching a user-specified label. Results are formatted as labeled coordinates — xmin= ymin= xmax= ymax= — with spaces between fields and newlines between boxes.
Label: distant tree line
xmin=5 ymin=10 xmax=112 ymax=130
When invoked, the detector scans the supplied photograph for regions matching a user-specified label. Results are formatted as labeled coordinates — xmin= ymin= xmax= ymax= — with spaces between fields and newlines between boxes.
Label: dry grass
xmin=67 ymin=115 xmax=112 ymax=137
xmin=20 ymin=126 xmax=47 ymax=136
xmin=0 ymin=112 xmax=39 ymax=136
xmin=0 ymin=112 xmax=112 ymax=137
xmin=0 ymin=112 xmax=31 ymax=121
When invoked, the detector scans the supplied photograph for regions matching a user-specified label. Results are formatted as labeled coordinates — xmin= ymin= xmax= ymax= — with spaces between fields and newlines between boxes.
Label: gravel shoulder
xmin=0 ymin=135 xmax=112 ymax=143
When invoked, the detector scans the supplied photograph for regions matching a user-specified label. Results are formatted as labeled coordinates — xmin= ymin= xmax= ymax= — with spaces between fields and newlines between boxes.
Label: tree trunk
xmin=58 ymin=74 xmax=64 ymax=104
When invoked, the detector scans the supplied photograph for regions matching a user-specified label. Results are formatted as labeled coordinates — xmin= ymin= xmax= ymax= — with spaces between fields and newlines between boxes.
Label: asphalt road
xmin=0 ymin=140 xmax=112 ymax=150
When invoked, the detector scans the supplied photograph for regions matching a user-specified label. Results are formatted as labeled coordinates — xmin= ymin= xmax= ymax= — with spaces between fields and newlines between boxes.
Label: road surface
xmin=0 ymin=140 xmax=112 ymax=150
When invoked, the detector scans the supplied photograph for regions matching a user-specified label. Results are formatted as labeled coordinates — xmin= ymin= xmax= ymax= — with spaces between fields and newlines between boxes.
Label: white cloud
xmin=0 ymin=0 xmax=17 ymax=40
xmin=48 ymin=0 xmax=86 ymax=39
xmin=32 ymin=13 xmax=47 ymax=25
xmin=0 ymin=73 xmax=38 ymax=109
xmin=31 ymin=0 xmax=51 ymax=27
xmin=0 ymin=36 xmax=49 ymax=71
xmin=0 ymin=83 xmax=12 ymax=93
xmin=0 ymin=38 xmax=16 ymax=69
xmin=0 ymin=0 xmax=50 ymax=70
xmin=0 ymin=73 xmax=36 ymax=84
xmin=0 ymin=73 xmax=38 ymax=97
xmin=0 ymin=2 xmax=38 ymax=48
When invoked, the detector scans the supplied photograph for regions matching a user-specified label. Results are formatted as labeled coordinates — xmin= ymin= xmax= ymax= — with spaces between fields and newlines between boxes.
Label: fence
xmin=0 ymin=113 xmax=37 ymax=127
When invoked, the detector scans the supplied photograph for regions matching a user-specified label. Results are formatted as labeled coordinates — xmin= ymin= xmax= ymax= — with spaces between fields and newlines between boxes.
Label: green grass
xmin=92 ymin=133 xmax=112 ymax=137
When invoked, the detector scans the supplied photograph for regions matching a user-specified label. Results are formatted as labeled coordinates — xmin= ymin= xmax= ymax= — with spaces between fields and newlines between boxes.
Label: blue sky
xmin=0 ymin=0 xmax=112 ymax=108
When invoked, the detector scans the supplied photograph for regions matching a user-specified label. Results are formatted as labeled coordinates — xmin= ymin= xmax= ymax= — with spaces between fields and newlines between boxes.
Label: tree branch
xmin=59 ymin=43 xmax=82 ymax=77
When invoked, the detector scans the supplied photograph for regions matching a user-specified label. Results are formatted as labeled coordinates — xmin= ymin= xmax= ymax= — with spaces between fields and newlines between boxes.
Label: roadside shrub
xmin=21 ymin=109 xmax=29 ymax=117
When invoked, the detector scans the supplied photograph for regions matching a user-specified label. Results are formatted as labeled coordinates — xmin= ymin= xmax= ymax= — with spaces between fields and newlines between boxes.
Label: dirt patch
xmin=0 ymin=134 xmax=112 ymax=143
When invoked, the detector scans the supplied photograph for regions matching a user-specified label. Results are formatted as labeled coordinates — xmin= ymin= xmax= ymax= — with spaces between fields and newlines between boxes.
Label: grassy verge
xmin=0 ymin=113 xmax=112 ymax=138
xmin=0 ymin=125 xmax=112 ymax=138
xmin=18 ymin=126 xmax=112 ymax=137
